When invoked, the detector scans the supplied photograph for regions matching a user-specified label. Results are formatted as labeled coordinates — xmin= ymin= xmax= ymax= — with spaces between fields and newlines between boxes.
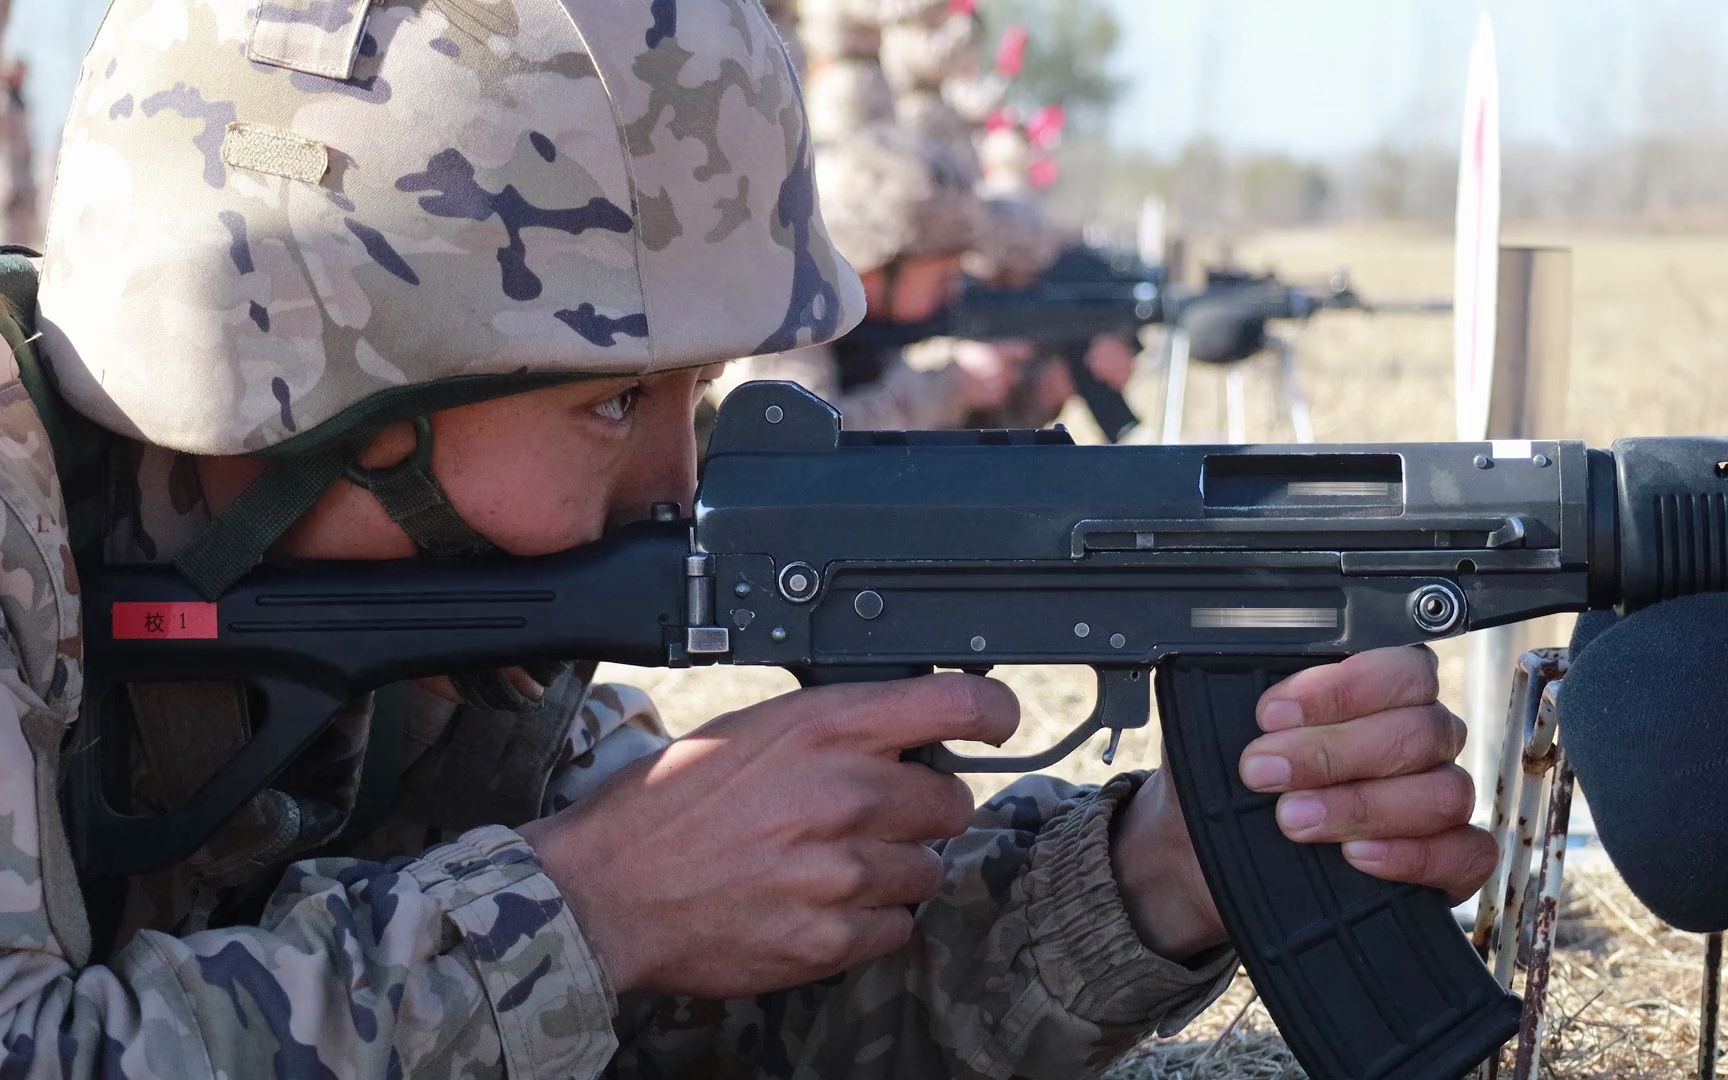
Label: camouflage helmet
xmin=814 ymin=123 xmax=978 ymax=274
xmin=963 ymin=194 xmax=1059 ymax=286
xmin=39 ymin=0 xmax=864 ymax=458
xmin=759 ymin=0 xmax=807 ymax=76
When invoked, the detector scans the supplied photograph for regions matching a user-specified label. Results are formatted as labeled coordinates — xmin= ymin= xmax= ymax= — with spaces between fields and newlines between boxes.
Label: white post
xmin=1465 ymin=248 xmax=1573 ymax=821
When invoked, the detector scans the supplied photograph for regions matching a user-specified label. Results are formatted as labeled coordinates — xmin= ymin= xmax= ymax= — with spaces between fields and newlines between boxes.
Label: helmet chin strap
xmin=175 ymin=415 xmax=567 ymax=711
xmin=342 ymin=416 xmax=498 ymax=558
xmin=343 ymin=416 xmax=571 ymax=712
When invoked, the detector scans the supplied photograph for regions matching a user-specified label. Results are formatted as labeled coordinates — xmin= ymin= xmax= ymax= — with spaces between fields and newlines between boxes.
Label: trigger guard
xmin=904 ymin=666 xmax=1150 ymax=774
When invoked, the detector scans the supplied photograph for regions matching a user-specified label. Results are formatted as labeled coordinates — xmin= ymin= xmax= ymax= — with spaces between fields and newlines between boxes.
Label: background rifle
xmin=848 ymin=247 xmax=1447 ymax=443
xmin=72 ymin=383 xmax=1728 ymax=1080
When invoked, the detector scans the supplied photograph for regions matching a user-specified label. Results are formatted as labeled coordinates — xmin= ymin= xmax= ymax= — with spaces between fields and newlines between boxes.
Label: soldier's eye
xmin=591 ymin=385 xmax=643 ymax=423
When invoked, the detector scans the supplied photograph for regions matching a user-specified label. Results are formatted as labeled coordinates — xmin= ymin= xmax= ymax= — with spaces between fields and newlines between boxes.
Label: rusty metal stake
xmin=1704 ymin=933 xmax=1723 ymax=1080
xmin=1473 ymin=651 xmax=1567 ymax=979
xmin=1512 ymin=720 xmax=1576 ymax=1080
xmin=1472 ymin=651 xmax=1568 ymax=1080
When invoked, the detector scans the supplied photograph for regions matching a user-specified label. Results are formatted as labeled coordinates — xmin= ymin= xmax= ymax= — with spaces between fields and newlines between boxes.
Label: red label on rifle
xmin=112 ymin=602 xmax=219 ymax=640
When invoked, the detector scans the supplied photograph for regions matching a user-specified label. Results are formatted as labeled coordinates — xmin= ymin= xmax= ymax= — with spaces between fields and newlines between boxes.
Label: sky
xmin=10 ymin=1 xmax=1728 ymax=160
xmin=1098 ymin=0 xmax=1728 ymax=157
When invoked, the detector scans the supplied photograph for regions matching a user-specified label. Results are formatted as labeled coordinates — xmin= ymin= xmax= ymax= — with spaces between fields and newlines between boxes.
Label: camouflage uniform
xmin=0 ymin=2 xmax=1235 ymax=1077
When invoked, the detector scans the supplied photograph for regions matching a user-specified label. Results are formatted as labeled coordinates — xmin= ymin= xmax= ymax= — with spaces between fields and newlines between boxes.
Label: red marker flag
xmin=112 ymin=602 xmax=219 ymax=640
xmin=996 ymin=25 xmax=1028 ymax=77
xmin=949 ymin=0 xmax=976 ymax=14
xmin=1026 ymin=104 xmax=1065 ymax=150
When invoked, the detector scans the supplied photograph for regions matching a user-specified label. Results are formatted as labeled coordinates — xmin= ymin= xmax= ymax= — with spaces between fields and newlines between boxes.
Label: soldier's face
xmin=217 ymin=364 xmax=725 ymax=562
xmin=862 ymin=254 xmax=965 ymax=324
xmin=415 ymin=364 xmax=724 ymax=554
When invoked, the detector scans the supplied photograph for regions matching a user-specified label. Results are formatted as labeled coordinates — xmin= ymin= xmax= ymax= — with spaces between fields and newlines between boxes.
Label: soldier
xmin=878 ymin=0 xmax=984 ymax=187
xmin=0 ymin=1 xmax=1494 ymax=1077
xmin=798 ymin=0 xmax=896 ymax=144
xmin=712 ymin=121 xmax=1027 ymax=430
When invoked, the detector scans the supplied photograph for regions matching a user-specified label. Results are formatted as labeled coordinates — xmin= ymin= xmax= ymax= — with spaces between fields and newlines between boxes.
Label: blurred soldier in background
xmin=715 ymin=0 xmax=1132 ymax=439
xmin=878 ymin=3 xmax=1139 ymax=433
xmin=0 ymin=0 xmax=37 ymax=248
xmin=710 ymin=120 xmax=1027 ymax=429
xmin=965 ymin=113 xmax=1141 ymax=430
xmin=800 ymin=0 xmax=896 ymax=143
xmin=879 ymin=0 xmax=985 ymax=187
xmin=712 ymin=0 xmax=1032 ymax=433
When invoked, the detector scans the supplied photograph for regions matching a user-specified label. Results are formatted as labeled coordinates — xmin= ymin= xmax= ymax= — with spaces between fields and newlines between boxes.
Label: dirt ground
xmin=597 ymin=226 xmax=1728 ymax=1077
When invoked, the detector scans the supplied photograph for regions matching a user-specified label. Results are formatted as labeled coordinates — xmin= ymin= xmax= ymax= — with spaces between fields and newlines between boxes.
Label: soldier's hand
xmin=519 ymin=673 xmax=1018 ymax=998
xmin=1083 ymin=333 xmax=1136 ymax=391
xmin=949 ymin=339 xmax=1030 ymax=410
xmin=1112 ymin=647 xmax=1496 ymax=960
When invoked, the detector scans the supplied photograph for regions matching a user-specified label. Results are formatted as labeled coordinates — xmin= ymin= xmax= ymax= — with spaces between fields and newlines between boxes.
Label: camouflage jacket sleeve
xmin=719 ymin=343 xmax=970 ymax=430
xmin=0 ymin=632 xmax=609 ymax=1076
xmin=607 ymin=772 xmax=1239 ymax=1080
xmin=0 ymin=672 xmax=617 ymax=1080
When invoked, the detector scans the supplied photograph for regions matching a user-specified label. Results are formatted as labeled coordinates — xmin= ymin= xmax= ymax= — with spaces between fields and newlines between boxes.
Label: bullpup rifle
xmin=70 ymin=383 xmax=1728 ymax=1080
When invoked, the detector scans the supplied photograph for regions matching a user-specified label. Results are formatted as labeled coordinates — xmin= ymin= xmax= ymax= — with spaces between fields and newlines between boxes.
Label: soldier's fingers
xmin=829 ymin=907 xmax=917 ymax=972
xmin=871 ymin=765 xmax=977 ymax=841
xmin=1241 ymin=703 xmax=1466 ymax=792
xmin=1257 ymin=646 xmax=1440 ymax=732
xmin=1274 ymin=765 xmax=1475 ymax=843
xmin=814 ymin=673 xmax=1021 ymax=755
xmin=856 ymin=842 xmax=946 ymax=907
xmin=1342 ymin=826 xmax=1501 ymax=904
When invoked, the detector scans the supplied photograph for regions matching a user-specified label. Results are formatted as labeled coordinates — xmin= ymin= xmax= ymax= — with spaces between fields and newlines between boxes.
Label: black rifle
xmin=70 ymin=383 xmax=1728 ymax=1080
xmin=1177 ymin=269 xmax=1449 ymax=372
xmin=848 ymin=250 xmax=1443 ymax=444
xmin=846 ymin=245 xmax=1163 ymax=442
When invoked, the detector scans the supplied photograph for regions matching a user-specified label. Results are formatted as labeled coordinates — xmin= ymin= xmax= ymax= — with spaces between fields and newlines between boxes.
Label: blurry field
xmin=597 ymin=226 xmax=1728 ymax=1077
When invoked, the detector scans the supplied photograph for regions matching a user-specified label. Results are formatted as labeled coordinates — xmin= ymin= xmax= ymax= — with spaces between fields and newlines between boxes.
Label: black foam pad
xmin=1561 ymin=594 xmax=1728 ymax=931
xmin=1180 ymin=299 xmax=1269 ymax=366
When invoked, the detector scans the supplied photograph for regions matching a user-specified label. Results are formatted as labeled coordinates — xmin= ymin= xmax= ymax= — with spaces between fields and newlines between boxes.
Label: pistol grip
xmin=1156 ymin=655 xmax=1519 ymax=1080
xmin=1059 ymin=345 xmax=1139 ymax=443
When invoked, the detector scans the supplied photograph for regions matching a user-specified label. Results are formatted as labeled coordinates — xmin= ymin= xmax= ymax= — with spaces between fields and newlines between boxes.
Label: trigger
xmin=1092 ymin=667 xmax=1152 ymax=765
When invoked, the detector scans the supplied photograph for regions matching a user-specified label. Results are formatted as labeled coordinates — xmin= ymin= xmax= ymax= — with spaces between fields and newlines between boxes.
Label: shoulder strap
xmin=0 ymin=248 xmax=114 ymax=560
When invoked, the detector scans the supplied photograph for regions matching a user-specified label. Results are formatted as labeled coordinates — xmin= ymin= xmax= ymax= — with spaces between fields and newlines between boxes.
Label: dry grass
xmin=1107 ymin=865 xmax=1717 ymax=1080
xmin=596 ymin=226 xmax=1728 ymax=1077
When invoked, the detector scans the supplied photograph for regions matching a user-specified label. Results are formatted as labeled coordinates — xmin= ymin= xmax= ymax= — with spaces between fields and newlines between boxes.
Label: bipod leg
xmin=1160 ymin=330 xmax=1190 ymax=444
xmin=1224 ymin=360 xmax=1248 ymax=443
xmin=1512 ymin=693 xmax=1575 ymax=1080
xmin=1272 ymin=335 xmax=1314 ymax=442
xmin=1704 ymin=933 xmax=1723 ymax=1079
